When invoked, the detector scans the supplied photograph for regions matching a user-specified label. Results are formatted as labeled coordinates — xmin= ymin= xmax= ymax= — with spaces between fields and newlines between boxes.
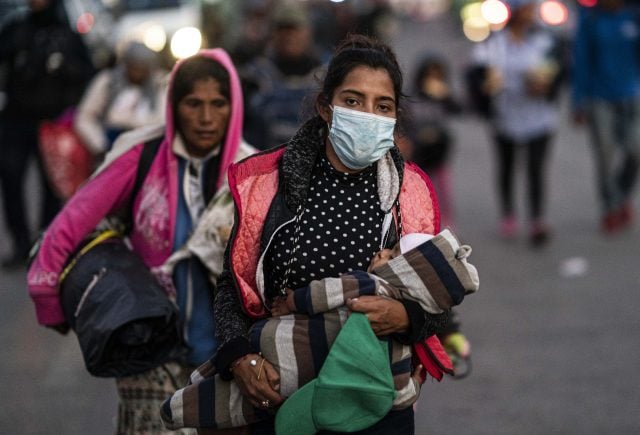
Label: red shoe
xmin=499 ymin=215 xmax=518 ymax=239
xmin=601 ymin=211 xmax=621 ymax=234
xmin=530 ymin=220 xmax=551 ymax=247
xmin=618 ymin=202 xmax=635 ymax=229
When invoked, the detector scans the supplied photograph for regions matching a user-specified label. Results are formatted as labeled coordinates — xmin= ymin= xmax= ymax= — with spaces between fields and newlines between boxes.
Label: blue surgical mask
xmin=328 ymin=105 xmax=396 ymax=170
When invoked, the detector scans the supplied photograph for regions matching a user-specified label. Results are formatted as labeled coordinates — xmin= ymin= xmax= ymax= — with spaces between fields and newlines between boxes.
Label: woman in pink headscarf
xmin=27 ymin=48 xmax=254 ymax=434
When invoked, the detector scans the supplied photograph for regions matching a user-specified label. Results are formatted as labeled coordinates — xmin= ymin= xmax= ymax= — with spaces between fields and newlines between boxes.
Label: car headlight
xmin=170 ymin=27 xmax=202 ymax=59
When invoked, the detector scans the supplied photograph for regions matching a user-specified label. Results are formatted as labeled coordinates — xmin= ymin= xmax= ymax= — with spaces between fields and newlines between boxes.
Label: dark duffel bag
xmin=60 ymin=231 xmax=186 ymax=378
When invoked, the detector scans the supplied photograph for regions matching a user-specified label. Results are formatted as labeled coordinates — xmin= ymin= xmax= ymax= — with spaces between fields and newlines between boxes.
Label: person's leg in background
xmin=494 ymin=133 xmax=517 ymax=239
xmin=33 ymin=135 xmax=61 ymax=232
xmin=587 ymin=100 xmax=619 ymax=233
xmin=526 ymin=133 xmax=551 ymax=247
xmin=0 ymin=116 xmax=39 ymax=268
xmin=614 ymin=98 xmax=640 ymax=229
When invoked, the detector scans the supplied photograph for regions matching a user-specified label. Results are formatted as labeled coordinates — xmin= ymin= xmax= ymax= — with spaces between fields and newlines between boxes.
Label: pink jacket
xmin=225 ymin=144 xmax=453 ymax=381
xmin=27 ymin=48 xmax=244 ymax=326
xmin=227 ymin=148 xmax=440 ymax=319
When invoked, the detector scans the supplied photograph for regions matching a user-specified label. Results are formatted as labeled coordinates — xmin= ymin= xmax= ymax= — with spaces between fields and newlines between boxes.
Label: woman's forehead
xmin=336 ymin=66 xmax=395 ymax=101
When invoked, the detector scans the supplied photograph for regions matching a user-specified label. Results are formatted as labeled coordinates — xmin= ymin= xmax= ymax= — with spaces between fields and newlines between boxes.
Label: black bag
xmin=60 ymin=233 xmax=186 ymax=377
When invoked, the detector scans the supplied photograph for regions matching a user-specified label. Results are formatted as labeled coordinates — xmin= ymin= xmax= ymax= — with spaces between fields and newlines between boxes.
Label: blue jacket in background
xmin=572 ymin=6 xmax=640 ymax=109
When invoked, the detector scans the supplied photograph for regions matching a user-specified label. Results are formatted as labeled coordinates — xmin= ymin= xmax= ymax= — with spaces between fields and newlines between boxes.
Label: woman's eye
xmin=345 ymin=98 xmax=359 ymax=106
xmin=212 ymin=99 xmax=229 ymax=108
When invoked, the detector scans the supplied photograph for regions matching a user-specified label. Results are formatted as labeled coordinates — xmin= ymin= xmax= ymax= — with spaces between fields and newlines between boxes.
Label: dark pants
xmin=587 ymin=98 xmax=640 ymax=212
xmin=0 ymin=115 xmax=60 ymax=255
xmin=252 ymin=406 xmax=414 ymax=435
xmin=494 ymin=132 xmax=551 ymax=220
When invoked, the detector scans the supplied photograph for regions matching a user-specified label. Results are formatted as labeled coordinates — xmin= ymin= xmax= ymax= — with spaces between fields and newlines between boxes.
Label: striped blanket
xmin=161 ymin=229 xmax=478 ymax=430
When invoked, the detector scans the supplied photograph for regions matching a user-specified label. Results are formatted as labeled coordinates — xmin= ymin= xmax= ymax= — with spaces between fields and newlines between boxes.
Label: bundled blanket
xmin=161 ymin=229 xmax=478 ymax=430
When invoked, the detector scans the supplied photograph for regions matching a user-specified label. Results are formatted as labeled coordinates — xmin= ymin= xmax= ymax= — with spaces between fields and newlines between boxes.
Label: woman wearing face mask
xmin=213 ymin=34 xmax=449 ymax=434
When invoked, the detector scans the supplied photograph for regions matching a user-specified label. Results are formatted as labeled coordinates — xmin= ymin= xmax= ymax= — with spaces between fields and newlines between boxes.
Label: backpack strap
xmin=28 ymin=136 xmax=164 ymax=272
xmin=123 ymin=136 xmax=163 ymax=233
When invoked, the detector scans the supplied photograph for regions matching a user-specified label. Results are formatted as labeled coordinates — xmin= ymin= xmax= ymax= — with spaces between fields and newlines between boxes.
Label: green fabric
xmin=275 ymin=313 xmax=395 ymax=434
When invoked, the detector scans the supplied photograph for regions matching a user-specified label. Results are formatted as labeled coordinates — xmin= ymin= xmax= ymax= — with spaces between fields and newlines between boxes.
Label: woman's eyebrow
xmin=339 ymin=89 xmax=396 ymax=103
xmin=339 ymin=89 xmax=365 ymax=98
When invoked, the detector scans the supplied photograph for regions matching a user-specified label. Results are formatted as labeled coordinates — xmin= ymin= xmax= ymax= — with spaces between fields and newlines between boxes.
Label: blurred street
xmin=1 ymin=8 xmax=640 ymax=435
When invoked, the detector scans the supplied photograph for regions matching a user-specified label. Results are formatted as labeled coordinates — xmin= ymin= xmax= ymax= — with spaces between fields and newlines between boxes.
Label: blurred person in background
xmin=405 ymin=55 xmax=471 ymax=370
xmin=0 ymin=0 xmax=94 ymax=269
xmin=27 ymin=49 xmax=253 ymax=434
xmin=354 ymin=0 xmax=399 ymax=43
xmin=241 ymin=0 xmax=324 ymax=150
xmin=572 ymin=0 xmax=640 ymax=234
xmin=74 ymin=41 xmax=168 ymax=159
xmin=230 ymin=0 xmax=271 ymax=67
xmin=406 ymin=53 xmax=462 ymax=228
xmin=307 ymin=0 xmax=357 ymax=54
xmin=469 ymin=0 xmax=563 ymax=247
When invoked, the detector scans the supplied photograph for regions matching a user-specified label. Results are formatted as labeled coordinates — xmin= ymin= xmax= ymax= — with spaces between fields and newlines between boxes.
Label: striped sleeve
xmin=293 ymin=271 xmax=382 ymax=315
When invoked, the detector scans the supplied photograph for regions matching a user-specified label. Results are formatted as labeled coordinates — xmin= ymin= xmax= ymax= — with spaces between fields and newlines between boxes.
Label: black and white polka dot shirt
xmin=265 ymin=154 xmax=386 ymax=297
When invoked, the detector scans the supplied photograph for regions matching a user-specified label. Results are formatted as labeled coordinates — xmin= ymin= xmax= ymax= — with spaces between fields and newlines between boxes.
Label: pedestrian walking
xmin=572 ymin=0 xmax=640 ymax=234
xmin=74 ymin=40 xmax=168 ymax=157
xmin=468 ymin=0 xmax=563 ymax=247
xmin=27 ymin=48 xmax=253 ymax=434
xmin=0 ymin=0 xmax=95 ymax=268
xmin=240 ymin=0 xmax=324 ymax=150
xmin=406 ymin=53 xmax=463 ymax=228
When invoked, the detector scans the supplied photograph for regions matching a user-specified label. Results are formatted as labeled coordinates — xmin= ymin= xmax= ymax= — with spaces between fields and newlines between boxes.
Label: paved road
xmin=395 ymin=13 xmax=640 ymax=435
xmin=1 ymin=188 xmax=117 ymax=434
xmin=2 ymin=11 xmax=640 ymax=435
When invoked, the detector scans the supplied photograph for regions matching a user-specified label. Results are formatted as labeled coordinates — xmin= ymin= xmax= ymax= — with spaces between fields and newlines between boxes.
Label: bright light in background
xmin=76 ymin=12 xmax=94 ymax=34
xmin=540 ymin=0 xmax=569 ymax=25
xmin=460 ymin=2 xmax=483 ymax=22
xmin=463 ymin=16 xmax=491 ymax=42
xmin=481 ymin=0 xmax=509 ymax=25
xmin=461 ymin=2 xmax=492 ymax=42
xmin=489 ymin=20 xmax=508 ymax=32
xmin=577 ymin=0 xmax=597 ymax=6
xmin=143 ymin=24 xmax=167 ymax=52
xmin=170 ymin=27 xmax=202 ymax=59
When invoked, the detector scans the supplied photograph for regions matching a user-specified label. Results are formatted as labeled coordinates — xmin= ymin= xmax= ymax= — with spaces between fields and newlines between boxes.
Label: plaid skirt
xmin=116 ymin=362 xmax=197 ymax=434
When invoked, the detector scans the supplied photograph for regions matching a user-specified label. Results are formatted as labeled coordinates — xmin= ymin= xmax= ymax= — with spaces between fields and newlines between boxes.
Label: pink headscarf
xmin=164 ymin=48 xmax=244 ymax=190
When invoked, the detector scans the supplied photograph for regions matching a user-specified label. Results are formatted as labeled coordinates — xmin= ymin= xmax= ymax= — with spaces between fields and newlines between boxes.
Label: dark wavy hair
xmin=315 ymin=34 xmax=405 ymax=123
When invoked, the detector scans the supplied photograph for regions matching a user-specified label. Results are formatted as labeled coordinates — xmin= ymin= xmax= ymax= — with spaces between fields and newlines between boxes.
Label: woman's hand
xmin=412 ymin=364 xmax=424 ymax=385
xmin=270 ymin=297 xmax=290 ymax=316
xmin=270 ymin=288 xmax=295 ymax=316
xmin=231 ymin=354 xmax=284 ymax=410
xmin=346 ymin=295 xmax=410 ymax=336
